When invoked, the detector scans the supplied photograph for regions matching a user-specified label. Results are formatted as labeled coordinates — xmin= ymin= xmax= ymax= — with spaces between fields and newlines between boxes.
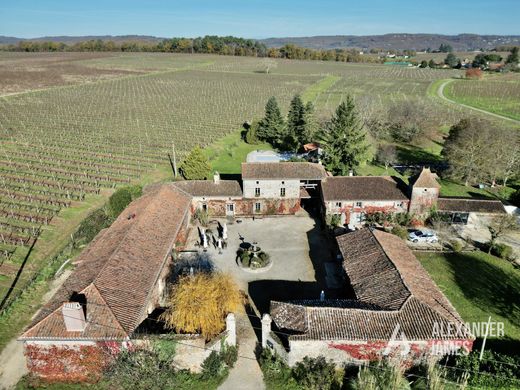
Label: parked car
xmin=408 ymin=229 xmax=438 ymax=243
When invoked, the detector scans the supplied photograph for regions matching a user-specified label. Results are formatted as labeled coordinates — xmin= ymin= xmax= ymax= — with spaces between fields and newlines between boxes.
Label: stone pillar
xmin=261 ymin=313 xmax=272 ymax=348
xmin=226 ymin=313 xmax=236 ymax=347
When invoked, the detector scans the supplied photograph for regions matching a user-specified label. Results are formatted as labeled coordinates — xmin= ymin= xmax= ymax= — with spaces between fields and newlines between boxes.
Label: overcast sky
xmin=1 ymin=0 xmax=519 ymax=38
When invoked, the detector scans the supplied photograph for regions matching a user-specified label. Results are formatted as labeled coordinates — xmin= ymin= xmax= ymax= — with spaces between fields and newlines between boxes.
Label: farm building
xmin=264 ymin=228 xmax=474 ymax=366
xmin=241 ymin=162 xmax=327 ymax=214
xmin=436 ymin=198 xmax=506 ymax=224
xmin=19 ymin=184 xmax=193 ymax=382
xmin=321 ymin=176 xmax=409 ymax=227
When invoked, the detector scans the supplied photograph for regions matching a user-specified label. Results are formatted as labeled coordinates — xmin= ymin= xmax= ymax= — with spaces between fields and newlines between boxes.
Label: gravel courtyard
xmin=184 ymin=214 xmax=345 ymax=314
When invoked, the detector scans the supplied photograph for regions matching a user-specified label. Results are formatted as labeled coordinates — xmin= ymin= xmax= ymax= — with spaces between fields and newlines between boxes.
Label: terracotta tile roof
xmin=409 ymin=168 xmax=440 ymax=188
xmin=321 ymin=176 xmax=409 ymax=202
xmin=437 ymin=198 xmax=506 ymax=214
xmin=173 ymin=180 xmax=242 ymax=197
xmin=21 ymin=184 xmax=192 ymax=340
xmin=271 ymin=229 xmax=470 ymax=342
xmin=241 ymin=162 xmax=327 ymax=180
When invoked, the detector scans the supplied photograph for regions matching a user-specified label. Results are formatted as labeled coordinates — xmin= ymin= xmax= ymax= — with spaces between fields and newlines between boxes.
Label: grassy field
xmin=443 ymin=73 xmax=520 ymax=121
xmin=417 ymin=251 xmax=520 ymax=345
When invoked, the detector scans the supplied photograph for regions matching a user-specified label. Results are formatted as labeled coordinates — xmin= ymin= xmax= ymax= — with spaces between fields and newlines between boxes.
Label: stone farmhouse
xmin=19 ymin=160 xmax=505 ymax=381
xmin=264 ymin=228 xmax=474 ymax=366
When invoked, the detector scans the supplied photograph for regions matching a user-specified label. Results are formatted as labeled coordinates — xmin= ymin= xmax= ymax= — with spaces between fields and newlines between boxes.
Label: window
xmin=395 ymin=202 xmax=403 ymax=208
xmin=255 ymin=187 xmax=261 ymax=197
xmin=355 ymin=201 xmax=363 ymax=207
xmin=280 ymin=188 xmax=286 ymax=197
xmin=255 ymin=202 xmax=261 ymax=212
xmin=335 ymin=202 xmax=342 ymax=208
xmin=201 ymin=203 xmax=207 ymax=212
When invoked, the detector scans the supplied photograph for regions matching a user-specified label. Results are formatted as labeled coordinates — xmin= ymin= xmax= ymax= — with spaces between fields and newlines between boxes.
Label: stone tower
xmin=408 ymin=168 xmax=441 ymax=215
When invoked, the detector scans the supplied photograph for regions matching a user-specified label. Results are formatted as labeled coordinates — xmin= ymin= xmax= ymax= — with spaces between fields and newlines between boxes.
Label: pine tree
xmin=303 ymin=101 xmax=317 ymax=144
xmin=257 ymin=97 xmax=285 ymax=146
xmin=319 ymin=96 xmax=369 ymax=175
xmin=284 ymin=95 xmax=306 ymax=151
xmin=179 ymin=146 xmax=211 ymax=180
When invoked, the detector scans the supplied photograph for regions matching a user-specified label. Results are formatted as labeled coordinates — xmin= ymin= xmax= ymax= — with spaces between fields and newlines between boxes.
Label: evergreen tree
xmin=319 ymin=97 xmax=369 ymax=175
xmin=506 ymin=47 xmax=519 ymax=64
xmin=444 ymin=53 xmax=458 ymax=68
xmin=245 ymin=122 xmax=261 ymax=144
xmin=303 ymin=101 xmax=317 ymax=143
xmin=284 ymin=95 xmax=306 ymax=151
xmin=257 ymin=97 xmax=285 ymax=146
xmin=179 ymin=146 xmax=211 ymax=180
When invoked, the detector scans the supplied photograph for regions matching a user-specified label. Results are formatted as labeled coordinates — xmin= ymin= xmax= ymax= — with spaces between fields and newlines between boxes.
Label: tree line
xmin=0 ymin=36 xmax=385 ymax=64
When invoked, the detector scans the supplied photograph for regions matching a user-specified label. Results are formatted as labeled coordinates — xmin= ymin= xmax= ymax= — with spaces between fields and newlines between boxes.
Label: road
xmin=436 ymin=79 xmax=520 ymax=125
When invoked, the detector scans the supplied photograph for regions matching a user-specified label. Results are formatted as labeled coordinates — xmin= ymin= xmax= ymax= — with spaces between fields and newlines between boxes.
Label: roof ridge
xmin=88 ymin=283 xmax=129 ymax=338
xmin=368 ymin=229 xmax=412 ymax=309
xmin=129 ymin=190 xmax=191 ymax=336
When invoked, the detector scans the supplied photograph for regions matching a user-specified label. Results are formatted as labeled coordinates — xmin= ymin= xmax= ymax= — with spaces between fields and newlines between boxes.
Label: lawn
xmin=203 ymin=130 xmax=274 ymax=174
xmin=416 ymin=251 xmax=520 ymax=347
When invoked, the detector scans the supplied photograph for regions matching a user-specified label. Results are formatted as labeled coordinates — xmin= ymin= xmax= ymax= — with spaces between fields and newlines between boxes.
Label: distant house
xmin=20 ymin=184 xmax=192 ymax=382
xmin=264 ymin=228 xmax=474 ymax=366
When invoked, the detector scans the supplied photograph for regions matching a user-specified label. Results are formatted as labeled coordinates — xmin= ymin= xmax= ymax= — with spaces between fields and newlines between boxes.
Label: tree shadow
xmin=396 ymin=144 xmax=443 ymax=164
xmin=446 ymin=253 xmax=520 ymax=329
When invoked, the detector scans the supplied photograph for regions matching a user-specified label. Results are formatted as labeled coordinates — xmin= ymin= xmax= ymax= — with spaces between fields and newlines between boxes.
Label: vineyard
xmin=443 ymin=73 xmax=520 ymax=121
xmin=0 ymin=52 xmax=516 ymax=330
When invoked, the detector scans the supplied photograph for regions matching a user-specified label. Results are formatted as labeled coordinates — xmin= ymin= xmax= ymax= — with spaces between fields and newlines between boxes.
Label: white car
xmin=408 ymin=230 xmax=438 ymax=243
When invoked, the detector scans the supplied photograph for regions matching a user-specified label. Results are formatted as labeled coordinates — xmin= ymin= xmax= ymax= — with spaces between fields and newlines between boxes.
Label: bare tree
xmin=487 ymin=214 xmax=519 ymax=254
xmin=387 ymin=100 xmax=429 ymax=143
xmin=376 ymin=144 xmax=397 ymax=170
xmin=442 ymin=118 xmax=495 ymax=186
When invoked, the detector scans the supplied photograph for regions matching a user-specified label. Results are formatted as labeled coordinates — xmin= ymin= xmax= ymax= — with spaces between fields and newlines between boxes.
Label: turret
xmin=408 ymin=168 xmax=440 ymax=215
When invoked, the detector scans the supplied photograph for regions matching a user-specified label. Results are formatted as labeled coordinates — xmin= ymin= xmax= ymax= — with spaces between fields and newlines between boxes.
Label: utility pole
xmin=172 ymin=142 xmax=178 ymax=178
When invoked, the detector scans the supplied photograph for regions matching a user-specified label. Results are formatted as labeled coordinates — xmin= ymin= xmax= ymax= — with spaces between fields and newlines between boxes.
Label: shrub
xmin=491 ymin=243 xmax=513 ymax=260
xmin=239 ymin=250 xmax=251 ymax=267
xmin=326 ymin=214 xmax=342 ymax=228
xmin=179 ymin=146 xmax=212 ymax=180
xmin=258 ymin=251 xmax=270 ymax=265
xmin=292 ymin=356 xmax=338 ymax=390
xmin=72 ymin=208 xmax=112 ymax=247
xmin=201 ymin=351 xmax=226 ymax=380
xmin=107 ymin=188 xmax=133 ymax=219
xmin=220 ymin=345 xmax=238 ymax=368
xmin=450 ymin=240 xmax=464 ymax=253
xmin=448 ymin=350 xmax=520 ymax=388
xmin=194 ymin=208 xmax=209 ymax=226
xmin=392 ymin=226 xmax=408 ymax=240
xmin=258 ymin=348 xmax=300 ymax=389
xmin=392 ymin=212 xmax=412 ymax=227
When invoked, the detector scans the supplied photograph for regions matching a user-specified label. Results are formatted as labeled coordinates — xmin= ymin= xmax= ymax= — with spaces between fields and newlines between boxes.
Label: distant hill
xmin=2 ymin=34 xmax=519 ymax=51
xmin=259 ymin=34 xmax=520 ymax=51
xmin=0 ymin=35 xmax=166 ymax=45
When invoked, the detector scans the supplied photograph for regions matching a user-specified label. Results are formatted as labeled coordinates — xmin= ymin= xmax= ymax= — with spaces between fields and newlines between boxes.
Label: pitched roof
xmin=271 ymin=229 xmax=469 ymax=341
xmin=321 ymin=176 xmax=409 ymax=202
xmin=21 ymin=184 xmax=192 ymax=340
xmin=437 ymin=198 xmax=506 ymax=214
xmin=173 ymin=180 xmax=242 ymax=197
xmin=241 ymin=162 xmax=327 ymax=180
xmin=409 ymin=168 xmax=440 ymax=189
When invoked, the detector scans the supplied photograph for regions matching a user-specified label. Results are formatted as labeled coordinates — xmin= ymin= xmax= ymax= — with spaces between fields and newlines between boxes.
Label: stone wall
xmin=191 ymin=198 xmax=301 ymax=217
xmin=23 ymin=340 xmax=122 ymax=383
xmin=409 ymin=187 xmax=439 ymax=215
xmin=243 ymin=179 xmax=300 ymax=199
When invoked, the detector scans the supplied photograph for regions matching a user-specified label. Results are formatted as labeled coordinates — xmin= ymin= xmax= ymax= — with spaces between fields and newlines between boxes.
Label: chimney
xmin=213 ymin=171 xmax=220 ymax=185
xmin=62 ymin=302 xmax=86 ymax=332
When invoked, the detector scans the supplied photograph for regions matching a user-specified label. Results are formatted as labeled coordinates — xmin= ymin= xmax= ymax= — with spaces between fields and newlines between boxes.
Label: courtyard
xmin=183 ymin=213 xmax=349 ymax=314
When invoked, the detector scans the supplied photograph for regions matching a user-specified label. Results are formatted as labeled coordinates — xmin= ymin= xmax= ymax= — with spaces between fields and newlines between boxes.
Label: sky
xmin=1 ymin=0 xmax=519 ymax=39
